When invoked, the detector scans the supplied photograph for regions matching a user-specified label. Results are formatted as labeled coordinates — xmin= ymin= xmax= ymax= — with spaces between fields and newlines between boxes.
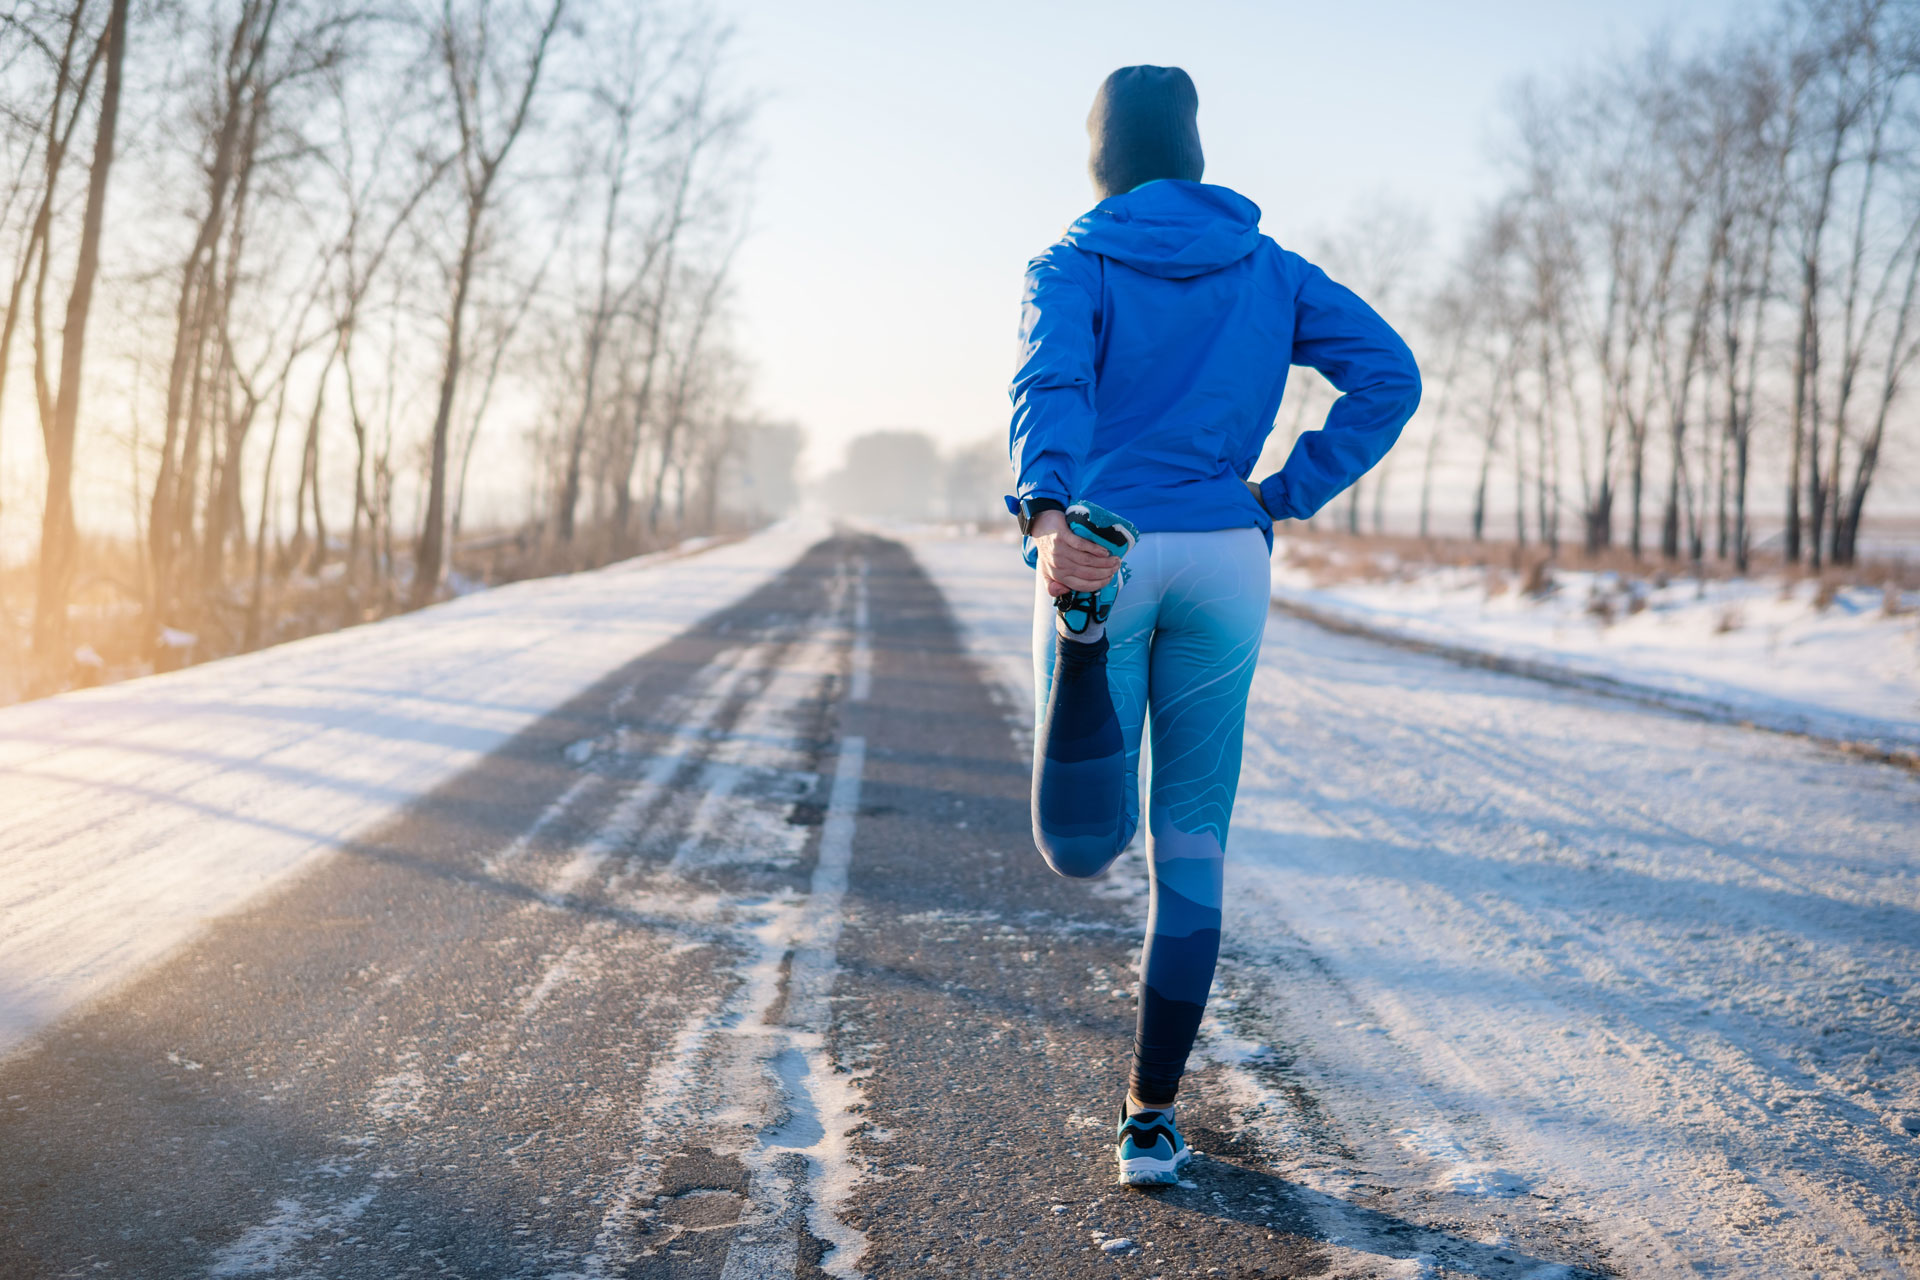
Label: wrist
xmin=1029 ymin=508 xmax=1068 ymax=537
xmin=1015 ymin=495 xmax=1067 ymax=536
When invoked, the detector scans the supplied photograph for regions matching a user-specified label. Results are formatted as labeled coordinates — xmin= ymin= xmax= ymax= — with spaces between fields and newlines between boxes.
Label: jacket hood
xmin=1063 ymin=180 xmax=1262 ymax=279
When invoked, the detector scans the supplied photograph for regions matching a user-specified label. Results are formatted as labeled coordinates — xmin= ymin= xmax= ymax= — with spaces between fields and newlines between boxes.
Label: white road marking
xmin=666 ymin=636 xmax=825 ymax=874
xmin=548 ymin=552 xmax=872 ymax=1280
xmin=848 ymin=560 xmax=872 ymax=704
xmin=719 ymin=558 xmax=871 ymax=1279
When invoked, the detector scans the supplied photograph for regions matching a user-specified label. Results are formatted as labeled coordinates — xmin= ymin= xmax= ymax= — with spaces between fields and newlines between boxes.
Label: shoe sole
xmin=1064 ymin=505 xmax=1138 ymax=557
xmin=1116 ymin=1149 xmax=1191 ymax=1186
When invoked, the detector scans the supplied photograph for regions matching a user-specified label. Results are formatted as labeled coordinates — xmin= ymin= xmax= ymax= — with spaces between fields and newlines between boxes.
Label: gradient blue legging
xmin=1030 ymin=526 xmax=1270 ymax=1105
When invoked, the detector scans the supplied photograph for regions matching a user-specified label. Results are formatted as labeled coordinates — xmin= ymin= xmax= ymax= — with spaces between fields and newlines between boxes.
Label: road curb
xmin=1270 ymin=594 xmax=1920 ymax=774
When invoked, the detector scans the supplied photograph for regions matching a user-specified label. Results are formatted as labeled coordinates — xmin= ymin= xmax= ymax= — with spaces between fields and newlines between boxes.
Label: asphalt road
xmin=0 ymin=534 xmax=1611 ymax=1279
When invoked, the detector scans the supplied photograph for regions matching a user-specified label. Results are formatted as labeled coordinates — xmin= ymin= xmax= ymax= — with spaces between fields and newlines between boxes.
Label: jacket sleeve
xmin=1006 ymin=253 xmax=1098 ymax=511
xmin=1257 ymin=263 xmax=1421 ymax=521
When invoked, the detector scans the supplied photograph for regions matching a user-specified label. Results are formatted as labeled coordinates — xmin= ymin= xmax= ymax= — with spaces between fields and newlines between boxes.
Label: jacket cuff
xmin=1256 ymin=474 xmax=1292 ymax=521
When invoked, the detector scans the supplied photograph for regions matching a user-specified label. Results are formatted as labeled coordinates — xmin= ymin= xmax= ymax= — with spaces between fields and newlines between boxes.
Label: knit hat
xmin=1086 ymin=65 xmax=1204 ymax=199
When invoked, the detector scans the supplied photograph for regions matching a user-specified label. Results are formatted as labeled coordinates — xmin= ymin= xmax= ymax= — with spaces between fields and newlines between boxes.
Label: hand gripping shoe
xmin=1054 ymin=501 xmax=1139 ymax=636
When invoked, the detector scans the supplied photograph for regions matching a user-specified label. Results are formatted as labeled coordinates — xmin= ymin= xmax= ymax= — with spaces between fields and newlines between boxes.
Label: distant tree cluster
xmin=818 ymin=429 xmax=1008 ymax=526
xmin=1380 ymin=0 xmax=1920 ymax=570
xmin=0 ymin=0 xmax=778 ymax=688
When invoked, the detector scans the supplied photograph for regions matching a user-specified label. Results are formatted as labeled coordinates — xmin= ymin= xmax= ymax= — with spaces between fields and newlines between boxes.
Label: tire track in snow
xmin=197 ymin=627 xmax=798 ymax=1273
xmin=280 ymin=638 xmax=790 ymax=1166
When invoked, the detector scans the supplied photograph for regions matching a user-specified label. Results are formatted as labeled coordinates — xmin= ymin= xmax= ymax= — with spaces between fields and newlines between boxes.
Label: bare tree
xmin=0 ymin=0 xmax=107 ymax=554
xmin=2 ymin=0 xmax=761 ymax=701
xmin=552 ymin=6 xmax=678 ymax=545
xmin=31 ymin=0 xmax=126 ymax=657
xmin=1309 ymin=195 xmax=1432 ymax=534
xmin=147 ymin=0 xmax=284 ymax=616
xmin=1431 ymin=0 xmax=1919 ymax=574
xmin=412 ymin=0 xmax=567 ymax=607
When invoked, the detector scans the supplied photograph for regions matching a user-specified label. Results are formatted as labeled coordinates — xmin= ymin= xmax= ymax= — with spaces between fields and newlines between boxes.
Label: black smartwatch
xmin=1015 ymin=496 xmax=1066 ymax=536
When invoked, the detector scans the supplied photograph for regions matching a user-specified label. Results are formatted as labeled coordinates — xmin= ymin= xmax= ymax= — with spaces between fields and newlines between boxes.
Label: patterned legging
xmin=1029 ymin=526 xmax=1270 ymax=1106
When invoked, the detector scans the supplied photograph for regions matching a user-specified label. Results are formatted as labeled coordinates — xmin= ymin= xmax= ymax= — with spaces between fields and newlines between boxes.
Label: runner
xmin=1006 ymin=64 xmax=1422 ymax=1186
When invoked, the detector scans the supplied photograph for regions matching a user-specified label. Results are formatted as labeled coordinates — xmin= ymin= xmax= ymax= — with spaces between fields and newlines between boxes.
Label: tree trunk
xmin=1470 ymin=416 xmax=1495 ymax=542
xmin=341 ymin=335 xmax=370 ymax=584
xmin=33 ymin=0 xmax=128 ymax=658
xmin=1511 ymin=390 xmax=1527 ymax=550
xmin=149 ymin=3 xmax=275 ymax=611
xmin=1733 ymin=430 xmax=1750 ymax=574
xmin=1370 ymin=455 xmax=1390 ymax=534
xmin=1714 ymin=412 xmax=1729 ymax=563
xmin=413 ymin=218 xmax=477 ymax=607
xmin=1531 ymin=332 xmax=1550 ymax=552
xmin=1787 ymin=145 xmax=1840 ymax=564
xmin=245 ymin=377 xmax=292 ymax=647
xmin=0 ymin=2 xmax=97 ymax=556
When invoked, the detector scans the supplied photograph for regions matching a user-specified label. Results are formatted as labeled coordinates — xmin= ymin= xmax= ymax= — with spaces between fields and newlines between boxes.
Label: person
xmin=1005 ymin=65 xmax=1421 ymax=1187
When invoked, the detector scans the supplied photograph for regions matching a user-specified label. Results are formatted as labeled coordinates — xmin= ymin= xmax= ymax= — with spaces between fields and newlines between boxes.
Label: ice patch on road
xmin=1393 ymin=1126 xmax=1528 ymax=1197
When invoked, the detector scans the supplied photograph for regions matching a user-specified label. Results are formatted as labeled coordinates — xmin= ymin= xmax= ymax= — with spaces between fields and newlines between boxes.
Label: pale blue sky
xmin=714 ymin=0 xmax=1746 ymax=474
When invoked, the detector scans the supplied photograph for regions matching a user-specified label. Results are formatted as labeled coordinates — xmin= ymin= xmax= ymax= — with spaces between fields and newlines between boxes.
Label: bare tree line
xmin=1403 ymin=0 xmax=1920 ymax=571
xmin=0 ymin=0 xmax=765 ymax=690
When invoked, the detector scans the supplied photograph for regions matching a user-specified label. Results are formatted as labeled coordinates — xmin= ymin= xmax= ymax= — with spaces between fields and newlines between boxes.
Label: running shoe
xmin=1055 ymin=502 xmax=1139 ymax=635
xmin=1115 ymin=1103 xmax=1191 ymax=1186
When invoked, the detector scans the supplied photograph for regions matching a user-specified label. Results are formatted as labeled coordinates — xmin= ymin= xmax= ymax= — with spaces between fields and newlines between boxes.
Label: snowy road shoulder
xmin=0 ymin=518 xmax=824 ymax=1061
xmin=1270 ymin=545 xmax=1920 ymax=760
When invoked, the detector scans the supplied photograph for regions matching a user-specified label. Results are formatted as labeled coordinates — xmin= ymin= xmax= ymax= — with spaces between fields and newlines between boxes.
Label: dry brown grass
xmin=1278 ymin=527 xmax=1920 ymax=594
xmin=0 ymin=513 xmax=761 ymax=708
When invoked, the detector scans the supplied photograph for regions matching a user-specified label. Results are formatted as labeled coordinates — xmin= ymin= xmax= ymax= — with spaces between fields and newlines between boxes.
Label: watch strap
xmin=1015 ymin=496 xmax=1066 ymax=536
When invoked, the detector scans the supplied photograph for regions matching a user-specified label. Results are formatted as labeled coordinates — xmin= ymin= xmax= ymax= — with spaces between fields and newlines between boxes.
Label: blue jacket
xmin=1006 ymin=180 xmax=1420 ymax=558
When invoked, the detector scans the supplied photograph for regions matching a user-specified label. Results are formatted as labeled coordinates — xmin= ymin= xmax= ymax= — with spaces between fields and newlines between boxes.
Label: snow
xmin=907 ymin=528 xmax=1920 ymax=1279
xmin=207 ymin=1190 xmax=377 ymax=1277
xmin=0 ymin=519 xmax=823 ymax=1062
xmin=1270 ymin=537 xmax=1920 ymax=755
xmin=545 ymin=549 xmax=873 ymax=1280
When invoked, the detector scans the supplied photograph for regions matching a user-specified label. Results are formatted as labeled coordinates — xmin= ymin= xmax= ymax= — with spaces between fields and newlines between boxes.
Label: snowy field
xmin=0 ymin=519 xmax=823 ymax=1060
xmin=1270 ymin=537 xmax=1920 ymax=756
xmin=909 ymin=527 xmax=1920 ymax=1278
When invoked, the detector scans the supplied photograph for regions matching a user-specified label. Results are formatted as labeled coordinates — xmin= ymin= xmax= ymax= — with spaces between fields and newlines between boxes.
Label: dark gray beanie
xmin=1086 ymin=65 xmax=1204 ymax=199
